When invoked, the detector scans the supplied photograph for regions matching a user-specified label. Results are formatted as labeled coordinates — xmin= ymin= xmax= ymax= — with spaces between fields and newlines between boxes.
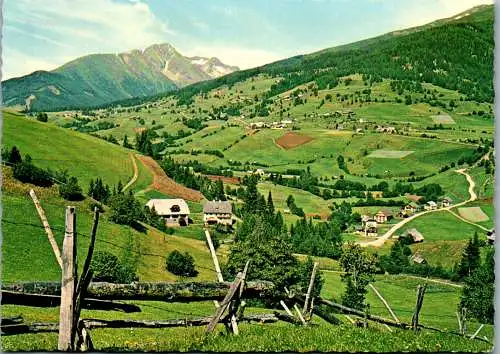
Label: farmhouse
xmin=402 ymin=228 xmax=424 ymax=243
xmin=440 ymin=196 xmax=453 ymax=208
xmin=365 ymin=220 xmax=378 ymax=237
xmin=203 ymin=200 xmax=233 ymax=226
xmin=374 ymin=209 xmax=392 ymax=223
xmin=146 ymin=199 xmax=190 ymax=226
xmin=410 ymin=253 xmax=427 ymax=265
xmin=375 ymin=126 xmax=396 ymax=134
xmin=249 ymin=122 xmax=269 ymax=129
xmin=402 ymin=202 xmax=419 ymax=216
xmin=424 ymin=201 xmax=438 ymax=211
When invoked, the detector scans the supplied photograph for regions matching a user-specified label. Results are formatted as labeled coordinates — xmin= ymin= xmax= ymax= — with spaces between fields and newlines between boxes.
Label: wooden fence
xmin=0 ymin=190 xmax=490 ymax=351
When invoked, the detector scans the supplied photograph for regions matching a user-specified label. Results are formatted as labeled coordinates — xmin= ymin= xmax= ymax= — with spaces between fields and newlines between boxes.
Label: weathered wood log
xmin=2 ymin=280 xmax=275 ymax=302
xmin=1 ymin=290 xmax=141 ymax=312
xmin=318 ymin=298 xmax=408 ymax=329
xmin=1 ymin=315 xmax=24 ymax=325
xmin=1 ymin=322 xmax=59 ymax=335
xmin=1 ymin=313 xmax=295 ymax=334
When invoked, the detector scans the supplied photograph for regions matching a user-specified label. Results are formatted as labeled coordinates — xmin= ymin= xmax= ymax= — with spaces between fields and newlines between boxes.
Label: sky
xmin=1 ymin=0 xmax=494 ymax=80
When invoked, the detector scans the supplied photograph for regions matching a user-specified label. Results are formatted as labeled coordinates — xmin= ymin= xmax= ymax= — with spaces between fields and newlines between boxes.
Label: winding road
xmin=358 ymin=168 xmax=480 ymax=248
xmin=121 ymin=153 xmax=139 ymax=192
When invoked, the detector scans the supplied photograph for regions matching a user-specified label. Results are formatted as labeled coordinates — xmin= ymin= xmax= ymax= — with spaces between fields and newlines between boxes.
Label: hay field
xmin=432 ymin=114 xmax=456 ymax=124
xmin=367 ymin=150 xmax=414 ymax=158
xmin=458 ymin=207 xmax=489 ymax=222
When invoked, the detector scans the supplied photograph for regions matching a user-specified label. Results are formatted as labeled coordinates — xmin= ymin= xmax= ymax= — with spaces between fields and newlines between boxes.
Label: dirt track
xmin=136 ymin=155 xmax=204 ymax=202
xmin=122 ymin=154 xmax=139 ymax=192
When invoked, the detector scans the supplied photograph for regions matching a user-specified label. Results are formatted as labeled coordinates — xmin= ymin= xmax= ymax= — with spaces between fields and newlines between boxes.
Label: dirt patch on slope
xmin=136 ymin=155 xmax=204 ymax=202
xmin=276 ymin=132 xmax=314 ymax=149
xmin=206 ymin=175 xmax=241 ymax=185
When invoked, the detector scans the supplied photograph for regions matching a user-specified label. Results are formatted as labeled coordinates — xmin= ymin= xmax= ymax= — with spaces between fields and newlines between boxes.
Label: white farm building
xmin=146 ymin=199 xmax=190 ymax=226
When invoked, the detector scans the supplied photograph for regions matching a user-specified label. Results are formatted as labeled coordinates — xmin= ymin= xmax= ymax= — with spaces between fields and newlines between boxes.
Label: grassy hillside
xmin=2 ymin=111 xmax=135 ymax=188
xmin=1 ymin=166 xmax=216 ymax=283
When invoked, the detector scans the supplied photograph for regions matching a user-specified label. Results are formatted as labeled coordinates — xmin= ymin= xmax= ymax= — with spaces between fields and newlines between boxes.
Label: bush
xmin=59 ymin=176 xmax=84 ymax=201
xmin=6 ymin=146 xmax=22 ymax=165
xmin=109 ymin=191 xmax=144 ymax=226
xmin=91 ymin=251 xmax=137 ymax=283
xmin=12 ymin=156 xmax=53 ymax=187
xmin=166 ymin=250 xmax=198 ymax=277
xmin=36 ymin=112 xmax=48 ymax=122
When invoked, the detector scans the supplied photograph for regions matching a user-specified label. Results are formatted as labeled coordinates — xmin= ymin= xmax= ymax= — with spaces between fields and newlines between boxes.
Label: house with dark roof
xmin=146 ymin=199 xmax=190 ymax=226
xmin=203 ymin=200 xmax=233 ymax=226
xmin=375 ymin=209 xmax=392 ymax=223
xmin=440 ymin=196 xmax=453 ymax=208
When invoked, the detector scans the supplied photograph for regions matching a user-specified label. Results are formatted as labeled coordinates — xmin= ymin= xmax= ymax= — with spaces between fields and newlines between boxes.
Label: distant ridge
xmin=2 ymin=43 xmax=239 ymax=111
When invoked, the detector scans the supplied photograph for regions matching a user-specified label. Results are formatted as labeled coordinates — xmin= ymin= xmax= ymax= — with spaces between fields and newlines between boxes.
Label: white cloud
xmin=182 ymin=45 xmax=286 ymax=69
xmin=3 ymin=0 xmax=176 ymax=79
xmin=2 ymin=48 xmax=60 ymax=81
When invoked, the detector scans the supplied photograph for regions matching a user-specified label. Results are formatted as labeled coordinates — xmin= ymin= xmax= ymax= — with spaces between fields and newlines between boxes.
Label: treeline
xmin=160 ymin=157 xmax=226 ymax=201
xmin=268 ymin=167 xmax=445 ymax=203
xmin=175 ymin=160 xmax=233 ymax=177
xmin=2 ymin=146 xmax=84 ymax=201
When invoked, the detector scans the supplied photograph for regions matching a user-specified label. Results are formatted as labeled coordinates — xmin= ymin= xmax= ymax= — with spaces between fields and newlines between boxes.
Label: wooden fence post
xmin=461 ymin=307 xmax=468 ymax=336
xmin=302 ymin=262 xmax=318 ymax=316
xmin=74 ymin=207 xmax=100 ymax=351
xmin=58 ymin=206 xmax=77 ymax=351
xmin=206 ymin=272 xmax=244 ymax=333
xmin=411 ymin=284 xmax=426 ymax=333
xmin=369 ymin=283 xmax=400 ymax=324
xmin=470 ymin=324 xmax=484 ymax=340
xmin=204 ymin=229 xmax=239 ymax=334
xmin=29 ymin=189 xmax=63 ymax=269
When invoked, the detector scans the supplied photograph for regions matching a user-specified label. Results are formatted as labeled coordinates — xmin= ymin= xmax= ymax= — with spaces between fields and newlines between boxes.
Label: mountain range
xmin=2 ymin=4 xmax=493 ymax=112
xmin=2 ymin=43 xmax=239 ymax=111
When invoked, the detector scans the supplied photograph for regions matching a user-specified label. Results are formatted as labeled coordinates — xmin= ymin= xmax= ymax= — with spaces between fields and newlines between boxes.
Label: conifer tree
xmin=456 ymin=232 xmax=481 ymax=280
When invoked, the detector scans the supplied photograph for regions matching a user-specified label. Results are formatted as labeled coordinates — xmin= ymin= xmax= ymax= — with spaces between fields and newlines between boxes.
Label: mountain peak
xmin=2 ymin=42 xmax=239 ymax=111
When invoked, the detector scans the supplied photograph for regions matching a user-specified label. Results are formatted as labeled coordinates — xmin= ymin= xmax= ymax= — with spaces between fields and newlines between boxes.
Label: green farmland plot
xmin=321 ymin=272 xmax=493 ymax=339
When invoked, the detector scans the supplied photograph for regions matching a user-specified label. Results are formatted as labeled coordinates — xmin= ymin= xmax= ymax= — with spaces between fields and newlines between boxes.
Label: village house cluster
xmin=146 ymin=198 xmax=234 ymax=227
xmin=357 ymin=196 xmax=453 ymax=238
xmin=249 ymin=120 xmax=294 ymax=129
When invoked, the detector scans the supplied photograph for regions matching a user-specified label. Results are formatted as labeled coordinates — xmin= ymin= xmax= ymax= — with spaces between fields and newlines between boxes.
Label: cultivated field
xmin=367 ymin=150 xmax=414 ymax=158
xmin=432 ymin=114 xmax=456 ymax=124
xmin=458 ymin=206 xmax=490 ymax=222
xmin=275 ymin=132 xmax=314 ymax=149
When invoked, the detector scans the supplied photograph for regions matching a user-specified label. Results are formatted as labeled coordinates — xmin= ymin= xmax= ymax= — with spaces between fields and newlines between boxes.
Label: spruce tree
xmin=457 ymin=232 xmax=481 ymax=280
xmin=460 ymin=247 xmax=494 ymax=324
xmin=267 ymin=191 xmax=275 ymax=215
